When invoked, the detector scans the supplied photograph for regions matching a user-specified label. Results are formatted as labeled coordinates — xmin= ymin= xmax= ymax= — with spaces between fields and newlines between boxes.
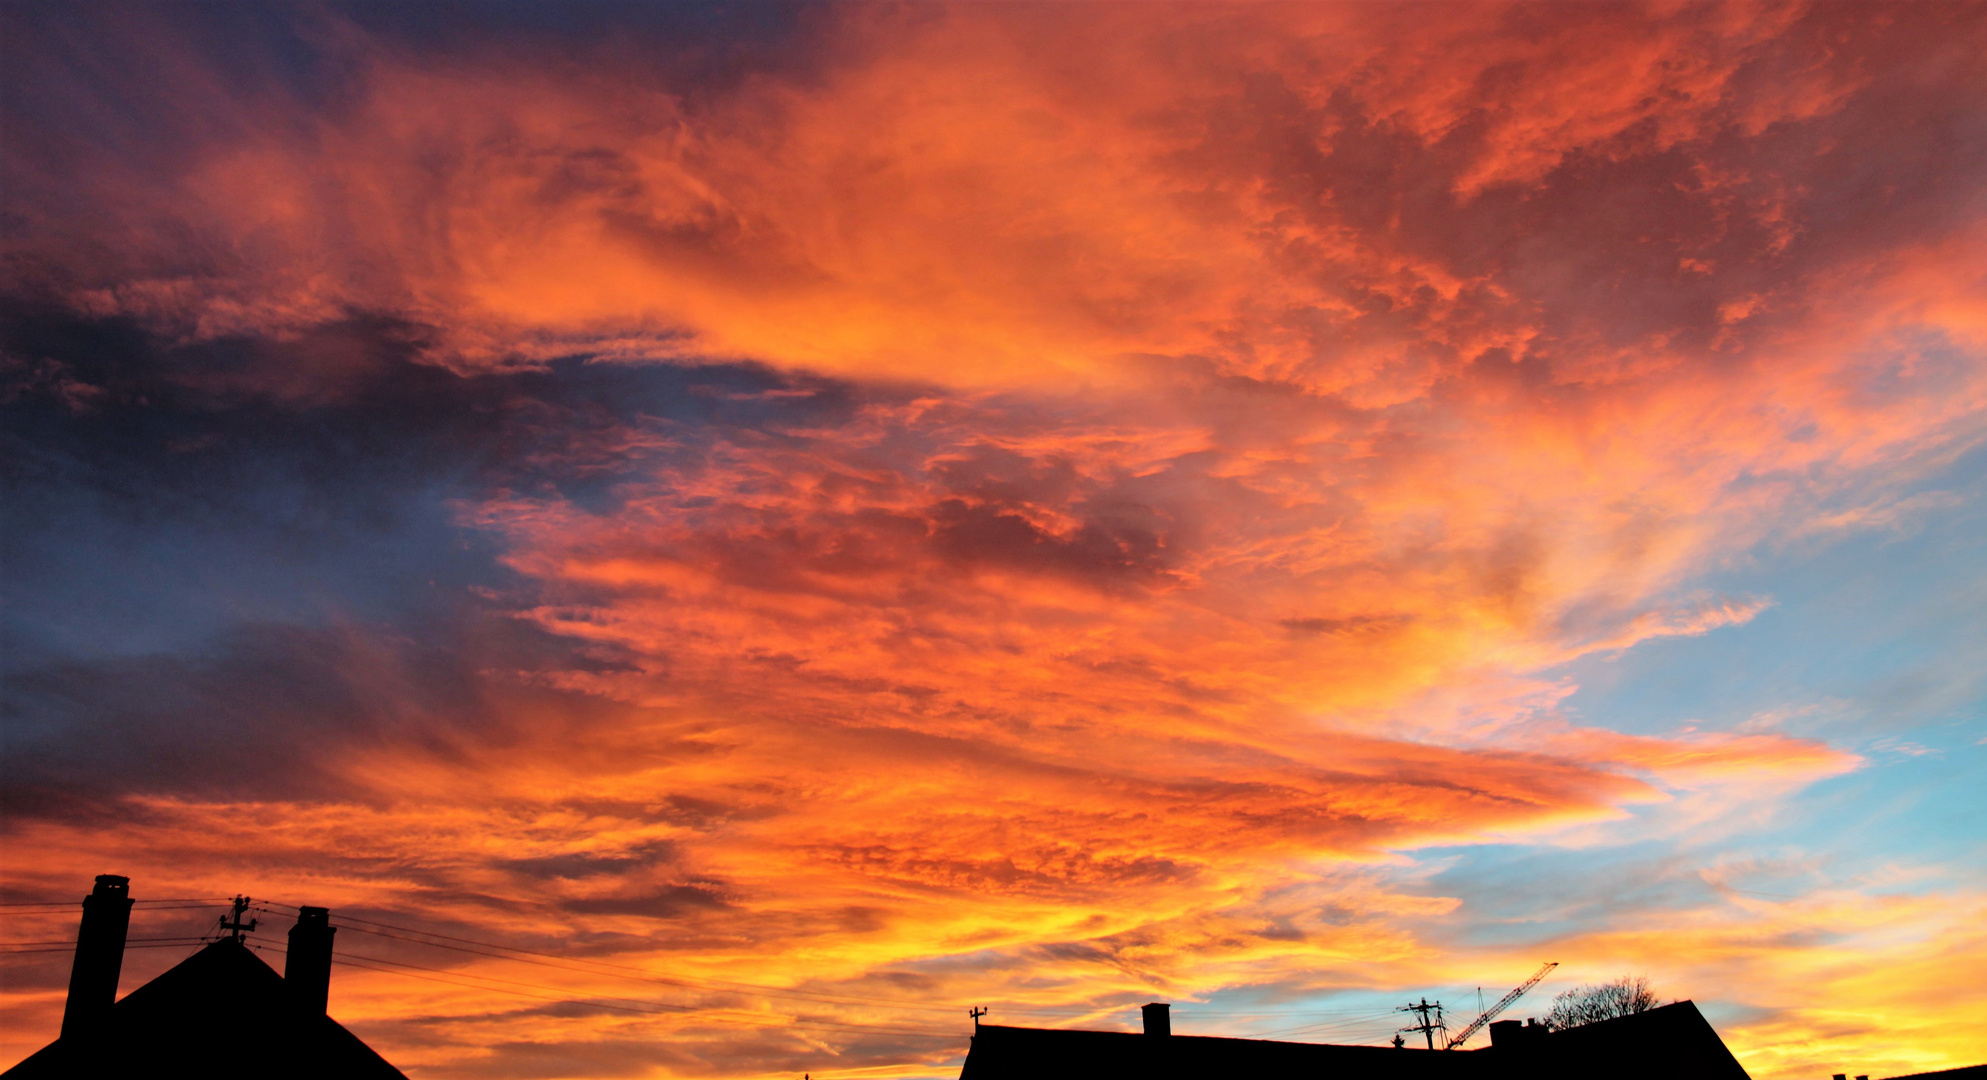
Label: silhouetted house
xmin=1480 ymin=1002 xmax=1750 ymax=1078
xmin=3 ymin=876 xmax=407 ymax=1079
xmin=961 ymin=999 xmax=1751 ymax=1079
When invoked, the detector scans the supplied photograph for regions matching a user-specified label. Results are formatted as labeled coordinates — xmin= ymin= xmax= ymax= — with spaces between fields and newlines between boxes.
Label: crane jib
xmin=1444 ymin=962 xmax=1558 ymax=1050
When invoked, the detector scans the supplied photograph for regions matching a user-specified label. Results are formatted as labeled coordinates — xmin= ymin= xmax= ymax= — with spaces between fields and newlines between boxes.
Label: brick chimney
xmin=60 ymin=875 xmax=133 ymax=1043
xmin=285 ymin=906 xmax=336 ymax=1015
xmin=1142 ymin=1002 xmax=1171 ymax=1037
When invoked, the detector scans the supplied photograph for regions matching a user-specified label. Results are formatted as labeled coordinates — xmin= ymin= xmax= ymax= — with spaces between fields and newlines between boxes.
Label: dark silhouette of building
xmin=960 ymin=998 xmax=1752 ymax=1079
xmin=1871 ymin=1068 xmax=1987 ymax=1080
xmin=3 ymin=875 xmax=407 ymax=1079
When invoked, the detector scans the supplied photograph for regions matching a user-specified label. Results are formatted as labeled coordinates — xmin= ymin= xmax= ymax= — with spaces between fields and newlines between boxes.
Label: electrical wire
xmin=248 ymin=901 xmax=1102 ymax=1018
xmin=236 ymin=933 xmax=961 ymax=1041
xmin=341 ymin=920 xmax=983 ymax=1016
xmin=246 ymin=900 xmax=1387 ymax=1024
xmin=0 ymin=941 xmax=216 ymax=955
xmin=0 ymin=935 xmax=217 ymax=948
xmin=1235 ymin=1013 xmax=1401 ymax=1041
xmin=0 ymin=893 xmax=1415 ymax=1046
xmin=0 ymin=898 xmax=230 ymax=908
xmin=239 ymin=925 xmax=1384 ymax=1044
xmin=333 ymin=956 xmax=960 ymax=1041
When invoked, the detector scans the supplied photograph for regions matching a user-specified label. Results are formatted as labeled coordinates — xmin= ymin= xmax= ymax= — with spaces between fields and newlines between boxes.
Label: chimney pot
xmin=285 ymin=906 xmax=337 ymax=1016
xmin=1141 ymin=1002 xmax=1171 ymax=1037
xmin=61 ymin=875 xmax=133 ymax=1044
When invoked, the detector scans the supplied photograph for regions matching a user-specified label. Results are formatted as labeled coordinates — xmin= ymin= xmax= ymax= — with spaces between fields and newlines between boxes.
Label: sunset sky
xmin=2 ymin=3 xmax=1985 ymax=1078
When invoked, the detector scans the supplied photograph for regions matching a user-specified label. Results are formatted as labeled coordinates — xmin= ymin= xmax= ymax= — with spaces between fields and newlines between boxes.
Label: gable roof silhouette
xmin=958 ymin=1000 xmax=1750 ymax=1080
xmin=2 ymin=938 xmax=407 ymax=1079
xmin=1508 ymin=1000 xmax=1751 ymax=1079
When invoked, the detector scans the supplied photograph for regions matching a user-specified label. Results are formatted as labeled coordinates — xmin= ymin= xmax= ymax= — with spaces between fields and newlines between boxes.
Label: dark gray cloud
xmin=0 ymin=298 xmax=866 ymax=821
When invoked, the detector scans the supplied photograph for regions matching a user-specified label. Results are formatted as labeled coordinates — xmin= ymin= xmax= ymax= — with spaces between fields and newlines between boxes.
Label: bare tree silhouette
xmin=1544 ymin=976 xmax=1659 ymax=1030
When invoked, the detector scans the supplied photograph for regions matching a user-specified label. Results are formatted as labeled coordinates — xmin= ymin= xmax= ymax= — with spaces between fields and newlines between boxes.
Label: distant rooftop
xmin=959 ymin=999 xmax=1751 ymax=1080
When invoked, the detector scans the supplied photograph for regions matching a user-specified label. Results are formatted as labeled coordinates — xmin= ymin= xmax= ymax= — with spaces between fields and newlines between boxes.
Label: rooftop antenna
xmin=218 ymin=895 xmax=257 ymax=943
xmin=970 ymin=1007 xmax=988 ymax=1031
xmin=1398 ymin=997 xmax=1445 ymax=1050
xmin=1444 ymin=962 xmax=1558 ymax=1049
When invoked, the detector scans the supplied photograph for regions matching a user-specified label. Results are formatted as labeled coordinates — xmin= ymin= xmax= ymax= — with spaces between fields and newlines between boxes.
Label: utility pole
xmin=1397 ymin=997 xmax=1445 ymax=1050
xmin=969 ymin=1007 xmax=988 ymax=1031
xmin=218 ymin=895 xmax=257 ymax=942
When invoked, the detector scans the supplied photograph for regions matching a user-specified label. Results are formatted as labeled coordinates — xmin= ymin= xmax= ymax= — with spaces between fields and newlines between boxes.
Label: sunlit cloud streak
xmin=3 ymin=2 xmax=1985 ymax=1077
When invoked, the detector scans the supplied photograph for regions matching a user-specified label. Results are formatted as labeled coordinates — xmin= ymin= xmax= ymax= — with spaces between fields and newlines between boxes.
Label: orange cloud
xmin=37 ymin=3 xmax=1969 ymax=395
xmin=4 ymin=2 xmax=1985 ymax=1078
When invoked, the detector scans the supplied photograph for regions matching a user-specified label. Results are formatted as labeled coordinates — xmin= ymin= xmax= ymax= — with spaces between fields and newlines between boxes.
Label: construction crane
xmin=1444 ymin=962 xmax=1557 ymax=1049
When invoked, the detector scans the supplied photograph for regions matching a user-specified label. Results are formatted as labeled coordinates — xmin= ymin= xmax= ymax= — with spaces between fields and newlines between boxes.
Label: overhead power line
xmin=245 ymin=904 xmax=975 ymax=1016
xmin=248 ymin=900 xmax=1422 ymax=1038
xmin=4 ymin=892 xmax=1417 ymax=1046
xmin=1236 ymin=1011 xmax=1402 ymax=1040
xmin=0 ymin=898 xmax=231 ymax=908
xmin=248 ymin=900 xmax=1167 ymax=1020
xmin=0 ymin=940 xmax=216 ymax=955
xmin=0 ymin=935 xmax=218 ymax=948
xmin=237 ymin=933 xmax=959 ymax=1041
